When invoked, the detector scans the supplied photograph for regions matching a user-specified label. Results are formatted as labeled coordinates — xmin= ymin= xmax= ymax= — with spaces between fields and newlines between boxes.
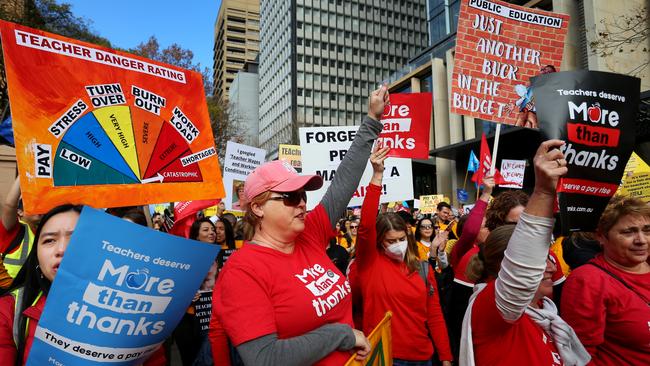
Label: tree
xmin=206 ymin=95 xmax=247 ymax=163
xmin=589 ymin=5 xmax=649 ymax=77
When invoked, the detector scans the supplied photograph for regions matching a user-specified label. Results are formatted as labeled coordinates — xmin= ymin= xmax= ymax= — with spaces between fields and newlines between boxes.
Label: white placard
xmin=499 ymin=159 xmax=526 ymax=189
xmin=223 ymin=141 xmax=266 ymax=210
xmin=299 ymin=126 xmax=414 ymax=210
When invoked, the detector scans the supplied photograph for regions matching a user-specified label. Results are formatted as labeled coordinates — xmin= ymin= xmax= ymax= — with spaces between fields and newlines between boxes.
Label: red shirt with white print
xmin=213 ymin=204 xmax=353 ymax=366
xmin=472 ymin=281 xmax=564 ymax=366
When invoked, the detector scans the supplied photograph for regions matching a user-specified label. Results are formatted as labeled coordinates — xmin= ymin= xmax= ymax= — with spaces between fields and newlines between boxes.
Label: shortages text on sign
xmin=450 ymin=0 xmax=569 ymax=126
xmin=299 ymin=126 xmax=413 ymax=210
xmin=0 ymin=21 xmax=224 ymax=214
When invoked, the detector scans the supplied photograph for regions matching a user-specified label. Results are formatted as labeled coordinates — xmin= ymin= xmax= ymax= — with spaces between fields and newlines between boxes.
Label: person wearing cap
xmin=211 ymin=87 xmax=389 ymax=366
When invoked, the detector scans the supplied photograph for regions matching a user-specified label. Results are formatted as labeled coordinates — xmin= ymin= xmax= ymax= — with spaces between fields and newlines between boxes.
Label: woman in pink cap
xmin=212 ymin=87 xmax=389 ymax=366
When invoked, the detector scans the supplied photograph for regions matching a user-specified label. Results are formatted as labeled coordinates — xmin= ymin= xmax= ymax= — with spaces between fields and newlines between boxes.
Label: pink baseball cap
xmin=243 ymin=160 xmax=323 ymax=203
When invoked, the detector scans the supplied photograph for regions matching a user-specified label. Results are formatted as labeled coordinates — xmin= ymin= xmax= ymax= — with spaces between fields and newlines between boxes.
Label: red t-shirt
xmin=0 ymin=222 xmax=20 ymax=253
xmin=356 ymin=184 xmax=452 ymax=361
xmin=212 ymin=204 xmax=353 ymax=366
xmin=472 ymin=281 xmax=563 ymax=366
xmin=561 ymin=254 xmax=650 ymax=366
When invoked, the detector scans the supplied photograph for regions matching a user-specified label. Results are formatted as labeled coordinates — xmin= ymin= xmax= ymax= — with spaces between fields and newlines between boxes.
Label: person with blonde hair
xmin=561 ymin=195 xmax=650 ymax=365
xmin=212 ymin=87 xmax=391 ymax=365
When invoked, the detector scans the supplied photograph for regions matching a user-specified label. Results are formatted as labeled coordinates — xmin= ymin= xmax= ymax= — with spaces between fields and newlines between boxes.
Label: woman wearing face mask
xmin=0 ymin=205 xmax=166 ymax=366
xmin=356 ymin=146 xmax=452 ymax=366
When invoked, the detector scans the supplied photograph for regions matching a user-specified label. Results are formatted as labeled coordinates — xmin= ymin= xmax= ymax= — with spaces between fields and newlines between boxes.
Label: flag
xmin=169 ymin=199 xmax=221 ymax=238
xmin=345 ymin=312 xmax=392 ymax=366
xmin=0 ymin=116 xmax=14 ymax=146
xmin=471 ymin=133 xmax=514 ymax=186
xmin=467 ymin=150 xmax=480 ymax=172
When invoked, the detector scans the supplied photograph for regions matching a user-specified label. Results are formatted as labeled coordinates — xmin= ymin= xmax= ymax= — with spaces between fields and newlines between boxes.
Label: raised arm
xmin=450 ymin=175 xmax=493 ymax=268
xmin=495 ymin=140 xmax=566 ymax=322
xmin=321 ymin=87 xmax=387 ymax=228
xmin=1 ymin=177 xmax=20 ymax=231
xmin=356 ymin=146 xmax=390 ymax=270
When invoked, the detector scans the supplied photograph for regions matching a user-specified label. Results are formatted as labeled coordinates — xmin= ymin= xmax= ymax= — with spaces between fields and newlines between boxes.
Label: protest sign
xmin=27 ymin=207 xmax=219 ymax=366
xmin=222 ymin=141 xmax=266 ymax=210
xmin=617 ymin=152 xmax=650 ymax=202
xmin=299 ymin=126 xmax=413 ymax=210
xmin=345 ymin=312 xmax=392 ymax=366
xmin=499 ymin=159 xmax=526 ymax=188
xmin=456 ymin=188 xmax=469 ymax=203
xmin=463 ymin=204 xmax=476 ymax=215
xmin=195 ymin=291 xmax=213 ymax=336
xmin=450 ymin=0 xmax=569 ymax=126
xmin=534 ymin=70 xmax=640 ymax=233
xmin=0 ymin=21 xmax=224 ymax=214
xmin=278 ymin=144 xmax=302 ymax=172
xmin=419 ymin=194 xmax=444 ymax=215
xmin=378 ymin=93 xmax=432 ymax=159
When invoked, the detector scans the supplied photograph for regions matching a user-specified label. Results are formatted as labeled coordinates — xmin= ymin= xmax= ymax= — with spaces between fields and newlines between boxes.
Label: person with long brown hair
xmin=460 ymin=140 xmax=590 ymax=366
xmin=355 ymin=145 xmax=452 ymax=366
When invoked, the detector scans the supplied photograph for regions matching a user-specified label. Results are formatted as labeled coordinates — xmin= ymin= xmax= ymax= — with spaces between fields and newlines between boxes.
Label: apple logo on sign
xmin=125 ymin=268 xmax=150 ymax=290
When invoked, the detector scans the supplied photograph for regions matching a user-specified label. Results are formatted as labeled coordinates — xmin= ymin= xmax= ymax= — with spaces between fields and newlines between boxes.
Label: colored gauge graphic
xmin=53 ymin=105 xmax=203 ymax=186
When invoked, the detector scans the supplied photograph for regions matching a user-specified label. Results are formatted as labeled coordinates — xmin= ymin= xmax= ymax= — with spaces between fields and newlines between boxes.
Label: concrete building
xmin=258 ymin=0 xmax=429 ymax=158
xmin=385 ymin=0 xmax=650 ymax=203
xmin=213 ymin=0 xmax=260 ymax=103
xmin=229 ymin=60 xmax=260 ymax=147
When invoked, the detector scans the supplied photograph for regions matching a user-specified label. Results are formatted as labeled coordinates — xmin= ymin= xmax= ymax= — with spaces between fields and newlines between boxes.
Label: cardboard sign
xmin=299 ymin=126 xmax=413 ymax=210
xmin=27 ymin=207 xmax=219 ymax=366
xmin=195 ymin=291 xmax=212 ymax=335
xmin=499 ymin=159 xmax=526 ymax=188
xmin=345 ymin=312 xmax=392 ymax=366
xmin=0 ymin=21 xmax=224 ymax=214
xmin=450 ymin=0 xmax=569 ymax=126
xmin=534 ymin=70 xmax=640 ymax=233
xmin=616 ymin=152 xmax=650 ymax=202
xmin=419 ymin=194 xmax=444 ymax=215
xmin=378 ymin=93 xmax=432 ymax=159
xmin=222 ymin=141 xmax=266 ymax=211
xmin=278 ymin=144 xmax=302 ymax=172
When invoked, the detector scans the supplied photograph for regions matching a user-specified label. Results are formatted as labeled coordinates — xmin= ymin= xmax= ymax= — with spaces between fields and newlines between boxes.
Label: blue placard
xmin=27 ymin=207 xmax=219 ymax=365
xmin=456 ymin=188 xmax=469 ymax=203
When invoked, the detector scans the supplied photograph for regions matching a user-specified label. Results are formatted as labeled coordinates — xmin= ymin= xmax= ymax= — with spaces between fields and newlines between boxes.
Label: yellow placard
xmin=419 ymin=194 xmax=444 ymax=215
xmin=278 ymin=144 xmax=302 ymax=170
xmin=345 ymin=312 xmax=392 ymax=366
xmin=617 ymin=152 xmax=650 ymax=202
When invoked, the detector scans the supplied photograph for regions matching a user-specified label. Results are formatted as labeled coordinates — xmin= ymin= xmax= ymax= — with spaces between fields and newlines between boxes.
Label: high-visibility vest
xmin=9 ymin=289 xmax=41 ymax=347
xmin=3 ymin=224 xmax=34 ymax=279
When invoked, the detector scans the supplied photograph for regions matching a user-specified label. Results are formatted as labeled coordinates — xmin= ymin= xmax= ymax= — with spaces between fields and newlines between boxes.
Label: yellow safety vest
xmin=10 ymin=289 xmax=42 ymax=347
xmin=3 ymin=224 xmax=34 ymax=279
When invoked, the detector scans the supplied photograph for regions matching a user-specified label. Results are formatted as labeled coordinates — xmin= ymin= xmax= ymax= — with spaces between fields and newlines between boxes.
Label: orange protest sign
xmin=0 ymin=21 xmax=224 ymax=214
xmin=345 ymin=312 xmax=393 ymax=366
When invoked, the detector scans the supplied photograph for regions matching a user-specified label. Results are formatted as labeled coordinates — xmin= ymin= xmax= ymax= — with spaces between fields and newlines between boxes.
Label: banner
xmin=0 ymin=21 xmax=224 ymax=214
xmin=534 ymin=70 xmax=640 ymax=233
xmin=450 ymin=0 xmax=569 ymax=126
xmin=378 ymin=93 xmax=432 ymax=159
xmin=499 ymin=159 xmax=526 ymax=188
xmin=419 ymin=194 xmax=444 ymax=215
xmin=616 ymin=152 xmax=650 ymax=202
xmin=27 ymin=207 xmax=219 ymax=366
xmin=345 ymin=312 xmax=392 ymax=366
xmin=278 ymin=144 xmax=302 ymax=172
xmin=222 ymin=141 xmax=266 ymax=210
xmin=299 ymin=126 xmax=413 ymax=210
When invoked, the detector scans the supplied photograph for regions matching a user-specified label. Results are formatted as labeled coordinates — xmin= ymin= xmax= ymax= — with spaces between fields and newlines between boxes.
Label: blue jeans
xmin=393 ymin=359 xmax=433 ymax=366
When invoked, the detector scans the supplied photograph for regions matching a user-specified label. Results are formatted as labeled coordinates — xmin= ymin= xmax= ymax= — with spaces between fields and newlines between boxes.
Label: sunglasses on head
xmin=268 ymin=191 xmax=307 ymax=206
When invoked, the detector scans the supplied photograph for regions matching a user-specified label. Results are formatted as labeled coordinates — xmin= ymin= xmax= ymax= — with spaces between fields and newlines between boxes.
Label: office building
xmin=213 ymin=0 xmax=260 ymax=102
xmin=258 ymin=0 xmax=429 ymax=157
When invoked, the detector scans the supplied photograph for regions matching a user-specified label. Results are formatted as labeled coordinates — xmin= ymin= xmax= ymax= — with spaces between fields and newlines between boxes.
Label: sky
xmin=66 ymin=0 xmax=220 ymax=74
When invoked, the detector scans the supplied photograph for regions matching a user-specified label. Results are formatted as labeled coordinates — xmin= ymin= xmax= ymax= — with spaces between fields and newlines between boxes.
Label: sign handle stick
xmin=490 ymin=124 xmax=501 ymax=176
xmin=463 ymin=169 xmax=469 ymax=190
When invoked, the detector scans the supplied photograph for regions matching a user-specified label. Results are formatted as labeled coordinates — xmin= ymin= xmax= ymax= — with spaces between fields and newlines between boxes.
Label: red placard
xmin=450 ymin=0 xmax=570 ymax=126
xmin=378 ymin=92 xmax=432 ymax=159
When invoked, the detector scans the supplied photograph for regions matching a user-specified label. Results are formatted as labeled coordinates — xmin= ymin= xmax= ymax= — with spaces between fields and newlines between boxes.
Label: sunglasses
xmin=350 ymin=225 xmax=359 ymax=229
xmin=421 ymin=224 xmax=434 ymax=230
xmin=268 ymin=191 xmax=307 ymax=206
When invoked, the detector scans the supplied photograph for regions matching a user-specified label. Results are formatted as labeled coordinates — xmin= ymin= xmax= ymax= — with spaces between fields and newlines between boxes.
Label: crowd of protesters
xmin=0 ymin=87 xmax=648 ymax=366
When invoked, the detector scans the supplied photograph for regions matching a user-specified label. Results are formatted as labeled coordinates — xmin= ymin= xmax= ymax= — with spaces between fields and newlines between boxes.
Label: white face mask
xmin=384 ymin=240 xmax=408 ymax=262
